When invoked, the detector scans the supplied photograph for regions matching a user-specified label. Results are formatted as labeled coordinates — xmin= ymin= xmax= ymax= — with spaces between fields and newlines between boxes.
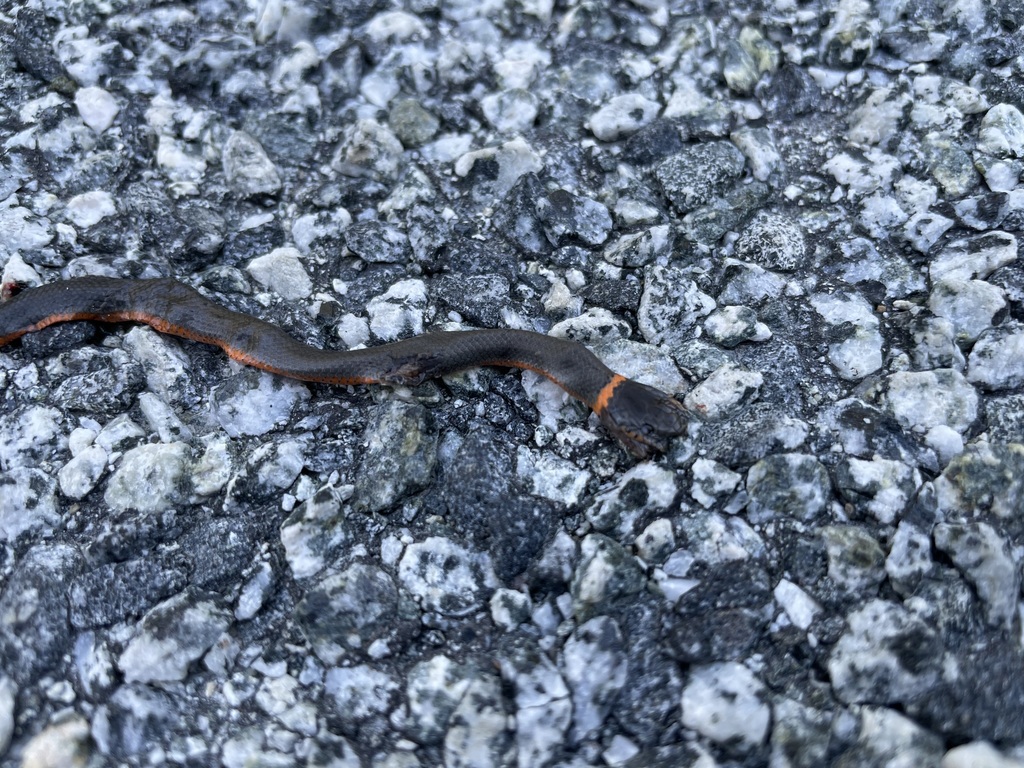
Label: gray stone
xmin=745 ymin=453 xmax=830 ymax=523
xmin=352 ymin=400 xmax=437 ymax=513
xmin=821 ymin=525 xmax=886 ymax=593
xmin=655 ymin=141 xmax=746 ymax=212
xmin=223 ymin=130 xmax=281 ymax=198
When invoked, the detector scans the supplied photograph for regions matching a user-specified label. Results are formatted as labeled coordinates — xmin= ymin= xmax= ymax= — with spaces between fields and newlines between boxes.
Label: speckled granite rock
xmin=2 ymin=0 xmax=1024 ymax=765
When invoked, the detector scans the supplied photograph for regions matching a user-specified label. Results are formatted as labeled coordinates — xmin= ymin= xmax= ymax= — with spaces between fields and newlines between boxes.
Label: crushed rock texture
xmin=1 ymin=1 xmax=1024 ymax=766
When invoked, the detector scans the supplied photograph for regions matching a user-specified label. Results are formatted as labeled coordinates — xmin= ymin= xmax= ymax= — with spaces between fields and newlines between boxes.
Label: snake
xmin=0 ymin=277 xmax=688 ymax=457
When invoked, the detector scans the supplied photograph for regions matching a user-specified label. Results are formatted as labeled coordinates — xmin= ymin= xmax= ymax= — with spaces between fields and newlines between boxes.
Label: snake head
xmin=596 ymin=378 xmax=689 ymax=459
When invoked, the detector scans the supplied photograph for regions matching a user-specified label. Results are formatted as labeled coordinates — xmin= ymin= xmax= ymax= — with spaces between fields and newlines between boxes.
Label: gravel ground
xmin=1 ymin=0 xmax=1023 ymax=766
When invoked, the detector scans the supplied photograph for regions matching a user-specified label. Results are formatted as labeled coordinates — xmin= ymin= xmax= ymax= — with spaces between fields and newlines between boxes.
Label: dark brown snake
xmin=0 ymin=277 xmax=688 ymax=457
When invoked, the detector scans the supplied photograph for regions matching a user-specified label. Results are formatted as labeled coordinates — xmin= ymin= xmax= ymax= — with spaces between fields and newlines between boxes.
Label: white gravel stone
xmin=603 ymin=734 xmax=641 ymax=766
xmin=745 ymin=453 xmax=830 ymax=523
xmin=828 ymin=599 xmax=940 ymax=704
xmin=67 ymin=426 xmax=98 ymax=457
xmin=942 ymin=741 xmax=1024 ymax=768
xmin=254 ymin=439 xmax=306 ymax=490
xmin=454 ymin=137 xmax=544 ymax=199
xmin=822 ymin=525 xmax=886 ymax=592
xmin=118 ymin=592 xmax=231 ymax=683
xmin=683 ymin=363 xmax=763 ymax=421
xmin=0 ymin=206 xmax=53 ymax=258
xmin=934 ymin=522 xmax=1018 ymax=630
xmin=74 ymin=85 xmax=119 ymax=132
xmin=0 ymin=677 xmax=13 ymax=757
xmin=508 ymin=655 xmax=570 ymax=767
xmin=902 ymin=210 xmax=954 ymax=252
xmin=19 ymin=715 xmax=92 ymax=768
xmin=589 ymin=94 xmax=661 ymax=141
xmin=122 ymin=326 xmax=193 ymax=405
xmin=156 ymin=134 xmax=207 ymax=182
xmin=1 ymin=254 xmax=40 ymax=293
xmin=810 ymin=292 xmax=883 ymax=380
xmin=886 ymin=522 xmax=933 ymax=598
xmin=404 ymin=655 xmax=473 ymax=744
xmin=138 ymin=392 xmax=192 ymax=444
xmin=602 ymin=225 xmax=673 ymax=268
xmin=490 ymin=589 xmax=532 ymax=630
xmin=365 ymin=10 xmax=428 ymax=44
xmin=213 ymin=372 xmax=310 ymax=437
xmin=884 ymin=369 xmax=978 ymax=432
xmin=634 ymin=518 xmax=676 ymax=564
xmin=928 ymin=278 xmax=1005 ymax=343
xmin=592 ymin=338 xmax=688 ymax=396
xmin=925 ymin=424 xmax=964 ymax=465
xmin=572 ymin=534 xmax=645 ymax=613
xmin=703 ymin=305 xmax=771 ymax=348
xmin=563 ymin=616 xmax=627 ymax=741
xmin=930 ymin=231 xmax=1017 ymax=282
xmin=854 ymin=707 xmax=944 ymax=767
xmin=280 ymin=485 xmax=347 ymax=579
xmin=0 ymin=405 xmax=65 ymax=469
xmin=977 ymin=156 xmax=1022 ymax=192
xmin=292 ymin=210 xmax=350 ymax=254
xmin=223 ymin=130 xmax=282 ymax=197
xmin=933 ymin=443 xmax=1024 ymax=521
xmin=977 ymin=103 xmax=1024 ymax=157
xmin=367 ymin=279 xmax=427 ymax=341
xmin=681 ymin=662 xmax=769 ymax=750
xmin=967 ymin=324 xmax=1024 ymax=391
xmin=103 ymin=442 xmax=191 ymax=513
xmin=613 ymin=198 xmax=661 ymax=226
xmin=325 ymin=664 xmax=399 ymax=720
xmin=94 ymin=414 xmax=146 ymax=454
xmin=247 ymin=247 xmax=313 ymax=300
xmin=65 ymin=190 xmax=116 ymax=228
xmin=335 ymin=312 xmax=371 ymax=349
xmin=517 ymin=448 xmax=590 ymax=506
xmin=837 ymin=456 xmax=921 ymax=525
xmin=255 ymin=673 xmax=317 ymax=735
xmin=191 ymin=436 xmax=233 ymax=497
xmin=858 ymin=192 xmax=909 ymax=239
xmin=236 ymin=562 xmax=274 ymax=621
xmin=690 ymin=457 xmax=742 ymax=509
xmin=678 ymin=511 xmax=766 ymax=565
xmin=731 ymin=125 xmax=784 ymax=181
xmin=480 ymin=88 xmax=538 ymax=133
xmin=443 ymin=674 xmax=509 ymax=768
xmin=824 ymin=149 xmax=900 ymax=197
xmin=0 ymin=468 xmax=59 ymax=542
xmin=774 ymin=579 xmax=821 ymax=631
xmin=57 ymin=444 xmax=108 ymax=500
xmin=398 ymin=537 xmax=498 ymax=616
xmin=587 ymin=462 xmax=677 ymax=536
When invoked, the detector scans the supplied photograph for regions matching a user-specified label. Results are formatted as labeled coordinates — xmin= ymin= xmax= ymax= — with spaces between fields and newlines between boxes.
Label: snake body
xmin=0 ymin=277 xmax=688 ymax=457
